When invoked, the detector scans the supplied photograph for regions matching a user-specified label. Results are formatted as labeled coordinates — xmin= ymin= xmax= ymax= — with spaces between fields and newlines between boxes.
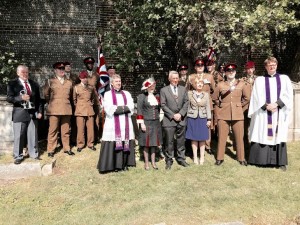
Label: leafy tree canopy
xmin=101 ymin=0 xmax=300 ymax=71
xmin=0 ymin=40 xmax=20 ymax=84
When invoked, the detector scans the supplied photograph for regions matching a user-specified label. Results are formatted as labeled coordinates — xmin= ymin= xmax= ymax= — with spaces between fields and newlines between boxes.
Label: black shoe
xmin=14 ymin=159 xmax=22 ymax=165
xmin=206 ymin=149 xmax=213 ymax=155
xmin=215 ymin=160 xmax=224 ymax=166
xmin=77 ymin=147 xmax=83 ymax=152
xmin=280 ymin=165 xmax=287 ymax=171
xmin=165 ymin=164 xmax=171 ymax=170
xmin=88 ymin=146 xmax=96 ymax=151
xmin=239 ymin=160 xmax=248 ymax=166
xmin=178 ymin=161 xmax=189 ymax=167
xmin=64 ymin=150 xmax=75 ymax=156
xmin=48 ymin=152 xmax=55 ymax=158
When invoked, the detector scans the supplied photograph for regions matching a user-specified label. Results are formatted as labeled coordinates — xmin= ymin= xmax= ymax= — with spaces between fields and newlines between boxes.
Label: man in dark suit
xmin=7 ymin=65 xmax=43 ymax=164
xmin=160 ymin=70 xmax=189 ymax=169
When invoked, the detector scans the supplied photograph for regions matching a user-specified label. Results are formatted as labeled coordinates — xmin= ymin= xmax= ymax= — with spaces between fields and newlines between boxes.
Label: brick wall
xmin=0 ymin=0 xmax=299 ymax=97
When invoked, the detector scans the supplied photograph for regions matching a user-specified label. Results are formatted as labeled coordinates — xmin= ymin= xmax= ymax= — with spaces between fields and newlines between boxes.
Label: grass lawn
xmin=0 ymin=141 xmax=299 ymax=225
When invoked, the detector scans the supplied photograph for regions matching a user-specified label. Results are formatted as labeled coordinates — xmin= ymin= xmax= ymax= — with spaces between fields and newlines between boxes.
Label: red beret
xmin=53 ymin=62 xmax=65 ymax=69
xmin=79 ymin=71 xmax=88 ymax=79
xmin=224 ymin=63 xmax=237 ymax=72
xmin=83 ymin=57 xmax=95 ymax=64
xmin=245 ymin=61 xmax=255 ymax=69
xmin=194 ymin=59 xmax=205 ymax=66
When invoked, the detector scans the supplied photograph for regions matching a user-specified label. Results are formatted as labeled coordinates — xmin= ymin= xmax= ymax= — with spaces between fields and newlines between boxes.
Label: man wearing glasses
xmin=43 ymin=62 xmax=75 ymax=157
xmin=247 ymin=57 xmax=293 ymax=171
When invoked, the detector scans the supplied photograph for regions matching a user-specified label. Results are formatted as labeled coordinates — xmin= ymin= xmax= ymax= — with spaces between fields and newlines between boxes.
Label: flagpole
xmin=97 ymin=33 xmax=106 ymax=130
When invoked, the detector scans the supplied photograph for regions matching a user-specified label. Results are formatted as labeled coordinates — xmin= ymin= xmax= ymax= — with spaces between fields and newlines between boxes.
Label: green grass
xmin=0 ymin=141 xmax=300 ymax=225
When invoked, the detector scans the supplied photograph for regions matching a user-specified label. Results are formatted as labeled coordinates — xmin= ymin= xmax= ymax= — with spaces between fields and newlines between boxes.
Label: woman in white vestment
xmin=248 ymin=57 xmax=293 ymax=171
xmin=97 ymin=74 xmax=136 ymax=173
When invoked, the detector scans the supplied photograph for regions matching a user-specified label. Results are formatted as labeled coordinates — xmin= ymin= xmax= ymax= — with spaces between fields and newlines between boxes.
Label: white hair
xmin=168 ymin=70 xmax=179 ymax=79
xmin=17 ymin=65 xmax=28 ymax=73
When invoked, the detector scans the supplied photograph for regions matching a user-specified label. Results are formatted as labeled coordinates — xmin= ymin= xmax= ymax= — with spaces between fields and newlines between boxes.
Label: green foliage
xmin=0 ymin=40 xmax=19 ymax=84
xmin=100 ymin=0 xmax=300 ymax=71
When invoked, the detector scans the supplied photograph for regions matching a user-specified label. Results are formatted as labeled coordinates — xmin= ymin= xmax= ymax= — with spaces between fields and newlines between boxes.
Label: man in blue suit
xmin=7 ymin=65 xmax=43 ymax=164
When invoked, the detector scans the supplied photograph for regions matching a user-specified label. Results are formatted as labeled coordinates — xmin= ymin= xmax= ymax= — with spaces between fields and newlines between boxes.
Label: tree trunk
xmin=290 ymin=43 xmax=300 ymax=82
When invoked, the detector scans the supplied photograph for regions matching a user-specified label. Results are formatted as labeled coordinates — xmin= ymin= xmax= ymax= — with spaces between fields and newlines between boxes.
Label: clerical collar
xmin=268 ymin=72 xmax=276 ymax=77
xmin=114 ymin=89 xmax=121 ymax=93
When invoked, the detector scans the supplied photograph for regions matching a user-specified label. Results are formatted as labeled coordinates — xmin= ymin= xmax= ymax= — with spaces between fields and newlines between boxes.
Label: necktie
xmin=24 ymin=81 xmax=31 ymax=95
xmin=174 ymin=86 xmax=177 ymax=95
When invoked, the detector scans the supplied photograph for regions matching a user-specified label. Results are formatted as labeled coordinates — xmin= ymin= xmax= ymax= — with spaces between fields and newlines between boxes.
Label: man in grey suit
xmin=160 ymin=71 xmax=189 ymax=169
xmin=7 ymin=65 xmax=43 ymax=164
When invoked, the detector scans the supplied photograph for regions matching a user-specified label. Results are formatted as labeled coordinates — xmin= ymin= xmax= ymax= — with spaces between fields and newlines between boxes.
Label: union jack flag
xmin=97 ymin=47 xmax=110 ymax=97
xmin=207 ymin=47 xmax=216 ymax=62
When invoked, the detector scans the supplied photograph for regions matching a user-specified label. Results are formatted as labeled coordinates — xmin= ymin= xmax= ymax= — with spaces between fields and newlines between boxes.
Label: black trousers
xmin=163 ymin=124 xmax=186 ymax=164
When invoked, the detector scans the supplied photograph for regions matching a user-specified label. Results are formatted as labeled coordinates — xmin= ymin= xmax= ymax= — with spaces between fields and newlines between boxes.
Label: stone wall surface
xmin=0 ymin=96 xmax=14 ymax=154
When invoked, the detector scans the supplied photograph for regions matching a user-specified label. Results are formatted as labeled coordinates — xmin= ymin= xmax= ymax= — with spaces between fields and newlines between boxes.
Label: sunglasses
xmin=57 ymin=67 xmax=65 ymax=70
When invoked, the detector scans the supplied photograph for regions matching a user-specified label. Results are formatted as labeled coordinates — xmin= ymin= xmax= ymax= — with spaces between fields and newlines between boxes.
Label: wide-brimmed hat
xmin=141 ymin=77 xmax=156 ymax=90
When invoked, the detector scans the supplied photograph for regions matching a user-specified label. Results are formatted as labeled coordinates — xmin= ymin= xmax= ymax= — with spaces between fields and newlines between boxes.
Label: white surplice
xmin=248 ymin=74 xmax=293 ymax=145
xmin=102 ymin=90 xmax=135 ymax=141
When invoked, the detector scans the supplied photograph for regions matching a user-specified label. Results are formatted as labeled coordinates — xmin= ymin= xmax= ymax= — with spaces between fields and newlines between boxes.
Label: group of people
xmin=7 ymin=56 xmax=293 ymax=173
xmin=7 ymin=57 xmax=116 ymax=164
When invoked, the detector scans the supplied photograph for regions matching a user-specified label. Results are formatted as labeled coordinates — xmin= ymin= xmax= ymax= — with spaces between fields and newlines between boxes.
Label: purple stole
xmin=111 ymin=89 xmax=130 ymax=151
xmin=265 ymin=73 xmax=281 ymax=140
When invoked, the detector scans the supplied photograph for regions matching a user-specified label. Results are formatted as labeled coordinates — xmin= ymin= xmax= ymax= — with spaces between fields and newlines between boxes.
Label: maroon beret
xmin=79 ymin=70 xmax=88 ymax=79
xmin=245 ymin=61 xmax=255 ymax=69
